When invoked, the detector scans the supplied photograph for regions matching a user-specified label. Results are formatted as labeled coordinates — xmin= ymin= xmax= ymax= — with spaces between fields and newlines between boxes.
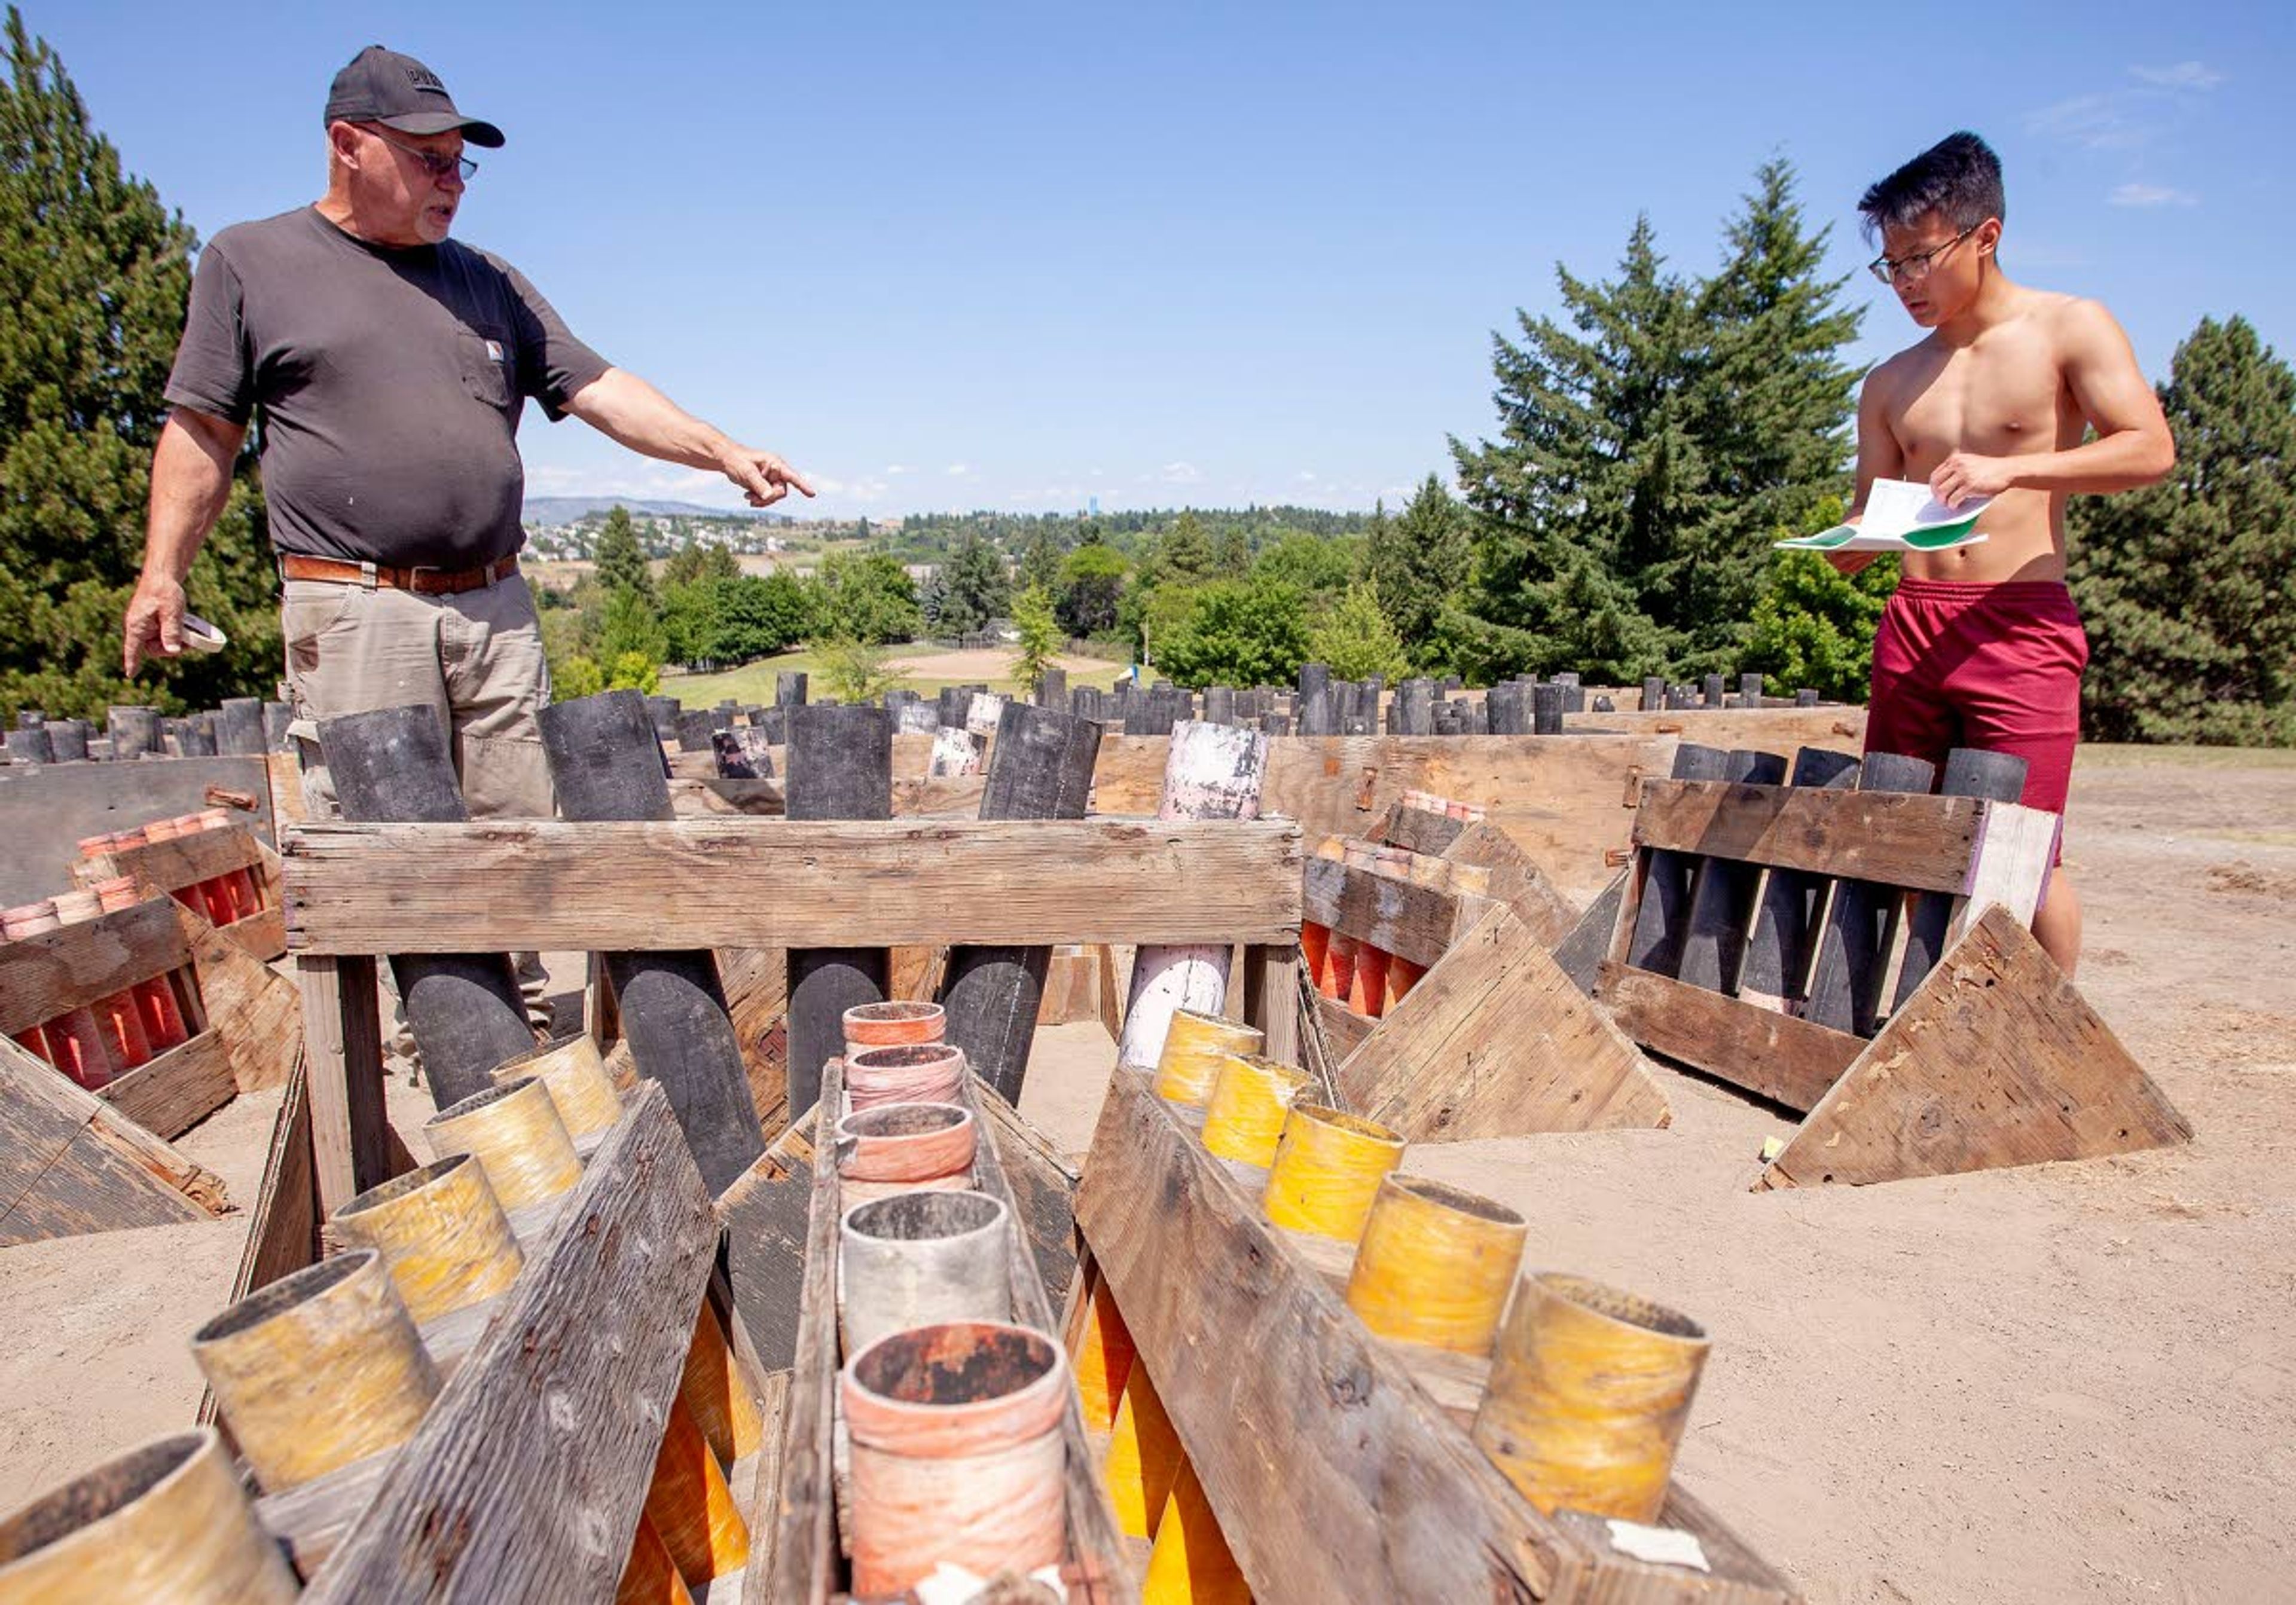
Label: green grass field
xmin=663 ymin=646 xmax=1132 ymax=705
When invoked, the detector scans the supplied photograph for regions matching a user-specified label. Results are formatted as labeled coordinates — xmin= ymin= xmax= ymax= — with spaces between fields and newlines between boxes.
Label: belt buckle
xmin=404 ymin=562 xmax=451 ymax=595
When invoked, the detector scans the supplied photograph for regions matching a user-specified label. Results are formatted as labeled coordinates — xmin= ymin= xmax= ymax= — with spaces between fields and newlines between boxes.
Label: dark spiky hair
xmin=1858 ymin=132 xmax=2005 ymax=243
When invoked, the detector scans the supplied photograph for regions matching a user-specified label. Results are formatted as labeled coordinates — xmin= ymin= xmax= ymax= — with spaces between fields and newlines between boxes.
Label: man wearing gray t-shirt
xmin=124 ymin=44 xmax=811 ymax=829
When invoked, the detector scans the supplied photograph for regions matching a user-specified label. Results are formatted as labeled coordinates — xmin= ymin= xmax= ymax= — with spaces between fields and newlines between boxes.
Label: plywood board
xmin=1761 ymin=906 xmax=2194 ymax=1190
xmin=283 ymin=817 xmax=1302 ymax=953
xmin=1338 ymin=906 xmax=1671 ymax=1141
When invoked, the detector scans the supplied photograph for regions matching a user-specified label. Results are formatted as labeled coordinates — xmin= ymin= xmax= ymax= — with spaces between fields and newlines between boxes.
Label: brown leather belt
xmin=279 ymin=552 xmax=518 ymax=595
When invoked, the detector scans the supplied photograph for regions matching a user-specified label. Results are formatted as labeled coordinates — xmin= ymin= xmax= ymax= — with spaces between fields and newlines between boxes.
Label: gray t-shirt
xmin=164 ymin=206 xmax=610 ymax=569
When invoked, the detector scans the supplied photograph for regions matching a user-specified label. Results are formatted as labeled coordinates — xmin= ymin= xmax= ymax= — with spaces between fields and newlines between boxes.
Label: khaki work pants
xmin=280 ymin=570 xmax=557 ymax=1049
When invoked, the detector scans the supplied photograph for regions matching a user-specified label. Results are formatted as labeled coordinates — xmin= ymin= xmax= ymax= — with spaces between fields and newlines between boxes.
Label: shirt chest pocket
xmin=457 ymin=327 xmax=513 ymax=409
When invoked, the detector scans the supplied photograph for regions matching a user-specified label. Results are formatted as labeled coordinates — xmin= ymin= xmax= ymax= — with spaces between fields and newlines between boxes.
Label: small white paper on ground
xmin=1605 ymin=1518 xmax=1711 ymax=1572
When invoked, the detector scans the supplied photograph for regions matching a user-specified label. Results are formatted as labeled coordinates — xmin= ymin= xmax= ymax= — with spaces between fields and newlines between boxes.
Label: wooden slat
xmin=1299 ymin=855 xmax=1467 ymax=969
xmin=219 ymin=904 xmax=288 ymax=963
xmin=1632 ymin=781 xmax=1983 ymax=894
xmin=0 ymin=897 xmax=190 ymax=1036
xmin=297 ymin=953 xmax=392 ymax=1216
xmin=1952 ymin=800 xmax=2060 ymax=940
xmin=1339 ymin=908 xmax=1671 ymax=1142
xmin=1076 ymin=1066 xmax=1573 ymax=1603
xmin=1309 ymin=989 xmax=1374 ymax=1063
xmin=1761 ymin=906 xmax=2193 ymax=1190
xmin=96 ymin=1028 xmax=237 ymax=1139
xmin=716 ymin=1111 xmax=819 ymax=1370
xmin=1442 ymin=820 xmax=1581 ymax=949
xmin=1379 ymin=802 xmax=1468 ymax=857
xmin=82 ymin=822 xmax=265 ymax=893
xmin=303 ymin=1082 xmax=717 ymax=1603
xmin=221 ymin=1053 xmax=318 ymax=1306
xmin=976 ymin=1083 xmax=1083 ymax=1305
xmin=0 ymin=1034 xmax=225 ymax=1245
xmin=172 ymin=900 xmax=299 ymax=1094
xmin=283 ymin=818 xmax=1303 ymax=953
xmin=765 ymin=1061 xmax=842 ymax=1603
xmin=1555 ymin=870 xmax=1630 ymax=995
xmin=1595 ymin=962 xmax=1861 ymax=1114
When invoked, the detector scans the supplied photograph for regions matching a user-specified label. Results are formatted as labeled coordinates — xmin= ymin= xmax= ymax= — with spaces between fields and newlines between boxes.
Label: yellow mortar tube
xmin=1473 ymin=1272 xmax=1710 ymax=1523
xmin=1344 ymin=1174 xmax=1528 ymax=1354
xmin=1152 ymin=1009 xmax=1265 ymax=1106
xmin=328 ymin=1152 xmax=524 ymax=1324
xmin=1200 ymin=1053 xmax=1311 ymax=1169
xmin=613 ymin=1512 xmax=686 ymax=1605
xmin=679 ymin=1302 xmax=765 ymax=1468
xmin=644 ymin=1396 xmax=750 ymax=1585
xmin=423 ymin=1074 xmax=582 ymax=1211
xmin=492 ymin=1032 xmax=624 ymax=1139
xmin=190 ymin=1251 xmax=439 ymax=1493
xmin=1070 ymin=1277 xmax=1137 ymax=1435
xmin=1260 ymin=1104 xmax=1405 ymax=1243
xmin=0 ymin=1429 xmax=299 ymax=1603
xmin=1141 ymin=1460 xmax=1251 ymax=1604
xmin=1104 ymin=1356 xmax=1184 ymax=1540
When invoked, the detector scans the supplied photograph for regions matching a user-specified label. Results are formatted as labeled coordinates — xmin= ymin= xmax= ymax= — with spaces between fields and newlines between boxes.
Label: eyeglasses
xmin=1868 ymin=223 xmax=1980 ymax=285
xmin=366 ymin=127 xmax=477 ymax=183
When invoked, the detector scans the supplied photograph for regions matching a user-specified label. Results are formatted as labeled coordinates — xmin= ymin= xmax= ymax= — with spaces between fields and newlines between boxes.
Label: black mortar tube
xmin=784 ymin=704 xmax=893 ymax=1117
xmin=1675 ymin=748 xmax=1789 ymax=993
xmin=1738 ymin=747 xmax=1863 ymax=1008
xmin=538 ymin=692 xmax=764 ymax=1192
xmin=216 ymin=698 xmax=266 ymax=756
xmin=1803 ymin=752 xmax=1937 ymax=1035
xmin=938 ymin=702 xmax=1102 ymax=1102
xmin=1625 ymin=743 xmax=1731 ymax=976
xmin=318 ymin=705 xmax=535 ymax=1109
xmin=1889 ymin=748 xmax=2029 ymax=1013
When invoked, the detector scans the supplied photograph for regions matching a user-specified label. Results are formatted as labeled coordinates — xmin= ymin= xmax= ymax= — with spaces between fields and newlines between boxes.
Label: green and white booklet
xmin=1775 ymin=478 xmax=1990 ymax=552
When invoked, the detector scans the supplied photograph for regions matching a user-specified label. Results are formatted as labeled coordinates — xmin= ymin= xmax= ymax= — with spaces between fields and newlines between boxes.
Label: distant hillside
xmin=522 ymin=496 xmax=788 ymax=524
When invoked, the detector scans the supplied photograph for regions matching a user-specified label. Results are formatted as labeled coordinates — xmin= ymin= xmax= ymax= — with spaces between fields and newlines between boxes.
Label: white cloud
xmin=944 ymin=462 xmax=971 ymax=476
xmin=884 ymin=464 xmax=912 ymax=475
xmin=2026 ymin=92 xmax=2152 ymax=150
xmin=2130 ymin=61 xmax=2224 ymax=91
xmin=2109 ymin=182 xmax=2198 ymax=208
xmin=1296 ymin=470 xmax=1318 ymax=483
xmin=1159 ymin=461 xmax=1202 ymax=484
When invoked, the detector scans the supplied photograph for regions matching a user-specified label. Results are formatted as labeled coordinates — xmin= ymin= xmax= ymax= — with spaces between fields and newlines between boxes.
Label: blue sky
xmin=41 ymin=2 xmax=2292 ymax=518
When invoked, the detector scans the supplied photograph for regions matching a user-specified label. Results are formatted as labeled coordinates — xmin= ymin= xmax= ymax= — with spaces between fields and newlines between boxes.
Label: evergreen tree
xmin=591 ymin=506 xmax=653 ymax=600
xmin=810 ymin=552 xmax=921 ymax=646
xmin=1018 ymin=527 xmax=1064 ymax=594
xmin=662 ymin=536 xmax=738 ymax=589
xmin=1212 ymin=522 xmax=1251 ymax=576
xmin=1305 ymin=582 xmax=1411 ymax=682
xmin=597 ymin=585 xmax=667 ymax=667
xmin=2071 ymin=315 xmax=2296 ymax=745
xmin=1683 ymin=160 xmax=1863 ymax=658
xmin=1452 ymin=215 xmax=1703 ymax=674
xmin=1366 ymin=475 xmax=1474 ymax=664
xmin=938 ymin=533 xmax=1009 ymax=634
xmin=1161 ymin=510 xmax=1215 ymax=582
xmin=0 ymin=8 xmax=278 ymax=719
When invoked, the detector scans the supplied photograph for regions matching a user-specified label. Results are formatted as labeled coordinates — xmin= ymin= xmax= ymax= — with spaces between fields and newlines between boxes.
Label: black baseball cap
xmin=323 ymin=45 xmax=504 ymax=148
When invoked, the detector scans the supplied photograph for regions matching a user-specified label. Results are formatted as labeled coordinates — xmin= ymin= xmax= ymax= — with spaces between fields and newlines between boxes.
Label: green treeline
xmin=0 ymin=8 xmax=2288 ymax=744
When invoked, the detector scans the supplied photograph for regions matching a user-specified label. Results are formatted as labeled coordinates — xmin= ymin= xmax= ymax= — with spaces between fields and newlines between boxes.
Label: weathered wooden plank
xmin=1442 ymin=820 xmax=1581 ymax=950
xmin=0 ymin=895 xmax=188 ymax=1037
xmin=222 ymin=1053 xmax=318 ymax=1306
xmin=218 ymin=903 xmax=288 ymax=963
xmin=0 ymin=1033 xmax=224 ymax=1244
xmin=1761 ymin=906 xmax=2194 ymax=1190
xmin=765 ymin=1060 xmax=842 ymax=1604
xmin=78 ymin=820 xmax=266 ymax=894
xmin=975 ymin=1082 xmax=1082 ymax=1306
xmin=1076 ymin=1067 xmax=1573 ymax=1604
xmin=1339 ymin=907 xmax=1671 ymax=1142
xmin=1243 ymin=944 xmax=1302 ymax=1069
xmin=1950 ymin=800 xmax=2059 ymax=941
xmin=1633 ymin=782 xmax=1983 ymax=894
xmin=1554 ymin=870 xmax=1630 ymax=996
xmin=1595 ymin=962 xmax=1860 ymax=1114
xmin=297 ymin=954 xmax=392 ymax=1217
xmin=172 ymin=900 xmax=298 ymax=1094
xmin=304 ymin=1082 xmax=717 ymax=1603
xmin=1379 ymin=802 xmax=1468 ymax=858
xmin=1300 ymin=854 xmax=1470 ymax=970
xmin=1309 ymin=988 xmax=1374 ymax=1063
xmin=717 ymin=1111 xmax=818 ymax=1371
xmin=96 ymin=1028 xmax=237 ymax=1139
xmin=0 ymin=753 xmax=274 ymax=906
xmin=283 ymin=818 xmax=1303 ymax=953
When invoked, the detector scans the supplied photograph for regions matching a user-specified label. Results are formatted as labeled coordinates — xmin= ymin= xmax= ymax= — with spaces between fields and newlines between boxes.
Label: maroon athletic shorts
xmin=1865 ymin=577 xmax=2087 ymax=853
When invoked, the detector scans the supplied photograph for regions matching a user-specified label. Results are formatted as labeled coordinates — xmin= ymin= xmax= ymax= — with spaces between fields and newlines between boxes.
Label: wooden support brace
xmin=0 ymin=1033 xmax=227 ymax=1245
xmin=297 ymin=953 xmax=394 ymax=1215
xmin=1759 ymin=907 xmax=2193 ymax=1189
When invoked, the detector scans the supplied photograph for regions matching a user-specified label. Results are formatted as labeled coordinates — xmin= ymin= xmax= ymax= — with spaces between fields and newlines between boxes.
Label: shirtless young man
xmin=1842 ymin=132 xmax=2173 ymax=976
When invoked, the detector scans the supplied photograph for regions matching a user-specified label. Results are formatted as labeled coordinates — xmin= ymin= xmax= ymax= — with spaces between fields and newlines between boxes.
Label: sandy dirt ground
xmin=2 ymin=750 xmax=2290 ymax=1604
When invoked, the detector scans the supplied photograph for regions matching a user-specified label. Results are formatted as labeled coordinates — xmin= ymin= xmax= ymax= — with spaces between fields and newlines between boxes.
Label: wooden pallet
xmin=1573 ymin=776 xmax=2192 ymax=1188
xmin=761 ymin=1054 xmax=1135 ymax=1600
xmin=1074 ymin=1068 xmax=1799 ymax=1604
xmin=77 ymin=818 xmax=288 ymax=962
xmin=0 ymin=891 xmax=299 ymax=1243
xmin=1297 ymin=803 xmax=1670 ymax=1142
